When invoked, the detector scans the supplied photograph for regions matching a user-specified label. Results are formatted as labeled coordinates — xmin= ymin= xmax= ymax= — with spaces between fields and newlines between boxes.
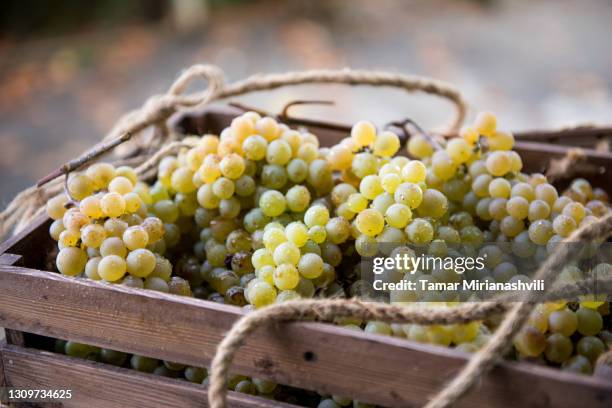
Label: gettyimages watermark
xmin=354 ymin=241 xmax=612 ymax=303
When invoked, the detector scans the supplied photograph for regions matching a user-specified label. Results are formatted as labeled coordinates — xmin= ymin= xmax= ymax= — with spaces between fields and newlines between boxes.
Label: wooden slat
xmin=0 ymin=344 xmax=296 ymax=408
xmin=0 ymin=266 xmax=610 ymax=407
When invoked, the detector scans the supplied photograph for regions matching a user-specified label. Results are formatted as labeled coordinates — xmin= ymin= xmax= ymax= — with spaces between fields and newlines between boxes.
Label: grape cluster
xmin=45 ymin=110 xmax=610 ymax=406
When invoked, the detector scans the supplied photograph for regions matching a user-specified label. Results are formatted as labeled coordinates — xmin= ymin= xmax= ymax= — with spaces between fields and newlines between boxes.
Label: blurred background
xmin=1 ymin=0 xmax=612 ymax=205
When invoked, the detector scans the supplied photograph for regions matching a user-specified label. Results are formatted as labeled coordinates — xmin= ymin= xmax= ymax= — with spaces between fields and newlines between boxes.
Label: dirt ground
xmin=0 ymin=0 xmax=611 ymax=204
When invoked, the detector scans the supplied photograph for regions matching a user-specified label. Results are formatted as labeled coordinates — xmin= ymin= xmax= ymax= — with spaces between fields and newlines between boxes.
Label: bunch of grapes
xmin=45 ymin=109 xmax=610 ymax=407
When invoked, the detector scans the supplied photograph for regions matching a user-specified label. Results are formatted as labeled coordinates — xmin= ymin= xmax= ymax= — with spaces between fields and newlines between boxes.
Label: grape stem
xmin=36 ymin=132 xmax=133 ymax=188
xmin=388 ymin=118 xmax=444 ymax=151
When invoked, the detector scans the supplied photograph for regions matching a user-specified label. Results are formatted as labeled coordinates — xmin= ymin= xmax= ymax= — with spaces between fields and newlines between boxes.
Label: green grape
xmin=80 ymin=224 xmax=106 ymax=248
xmin=273 ymin=242 xmax=301 ymax=266
xmin=347 ymin=193 xmax=368 ymax=213
xmin=65 ymin=341 xmax=98 ymax=359
xmin=130 ymin=355 xmax=158 ymax=373
xmin=98 ymin=255 xmax=127 ymax=282
xmin=252 ymin=378 xmax=277 ymax=394
xmin=304 ymin=205 xmax=330 ymax=227
xmin=460 ymin=225 xmax=484 ymax=246
xmin=500 ymin=215 xmax=524 ymax=238
xmin=308 ymin=159 xmax=333 ymax=193
xmin=298 ymin=253 xmax=324 ymax=279
xmin=407 ymin=134 xmax=434 ymax=158
xmin=563 ymin=202 xmax=586 ymax=223
xmin=263 ymin=228 xmax=287 ymax=250
xmin=104 ymin=218 xmax=128 ymax=239
xmin=220 ymin=153 xmax=245 ymax=179
xmin=488 ymin=130 xmax=514 ymax=150
xmin=492 ymin=262 xmax=517 ymax=283
xmin=242 ymin=135 xmax=268 ymax=160
xmin=351 ymin=152 xmax=378 ymax=178
xmin=436 ymin=226 xmax=460 ymax=245
xmin=100 ymin=349 xmax=127 ymax=366
xmin=576 ymin=336 xmax=605 ymax=363
xmin=486 ymin=151 xmax=511 ymax=176
xmin=153 ymin=200 xmax=180 ymax=223
xmin=256 ymin=265 xmax=275 ymax=286
xmin=506 ymin=196 xmax=529 ymax=220
xmin=488 ymin=178 xmax=511 ymax=198
xmin=535 ymin=183 xmax=558 ymax=206
xmin=417 ymin=189 xmax=448 ymax=219
xmin=548 ymin=309 xmax=578 ymax=336
xmin=528 ymin=199 xmax=550 ymax=222
xmin=359 ymin=175 xmax=383 ymax=199
xmin=472 ymin=174 xmax=492 ymax=198
xmin=351 ymin=120 xmax=376 ymax=147
xmin=385 ymin=203 xmax=412 ymax=228
xmin=381 ymin=173 xmax=401 ymax=194
xmin=576 ymin=307 xmax=603 ymax=336
xmin=252 ymin=248 xmax=274 ymax=269
xmin=431 ymin=150 xmax=457 ymax=180
xmin=544 ymin=333 xmax=573 ymax=363
xmin=528 ymin=220 xmax=553 ymax=245
xmin=185 ymin=366 xmax=207 ymax=383
xmin=56 ymin=247 xmax=87 ymax=276
xmin=212 ymin=177 xmax=235 ymax=199
xmin=364 ymin=321 xmax=393 ymax=335
xmin=219 ymin=197 xmax=241 ymax=219
xmin=286 ymin=185 xmax=311 ymax=212
xmin=261 ymin=164 xmax=288 ymax=189
xmin=248 ymin=280 xmax=277 ymax=308
xmin=199 ymin=154 xmax=221 ymax=184
xmin=446 ymin=138 xmax=472 ymax=164
xmin=394 ymin=183 xmax=423 ymax=209
xmin=298 ymin=143 xmax=318 ymax=162
xmin=406 ymin=218 xmax=434 ymax=244
xmin=562 ymin=355 xmax=592 ymax=375
xmin=402 ymin=160 xmax=427 ymax=183
xmin=308 ymin=225 xmax=327 ymax=244
xmin=67 ymin=173 xmax=95 ymax=200
xmin=320 ymin=242 xmax=342 ymax=267
xmin=126 ymin=248 xmax=156 ymax=278
xmin=234 ymin=175 xmax=256 ymax=197
xmin=144 ymin=276 xmax=170 ymax=292
xmin=325 ymin=217 xmax=351 ymax=244
xmin=79 ymin=196 xmax=103 ymax=219
xmin=513 ymin=326 xmax=546 ymax=357
xmin=84 ymin=256 xmax=102 ymax=280
xmin=150 ymin=256 xmax=172 ymax=281
xmin=373 ymin=131 xmax=400 ymax=157
xmin=101 ymin=192 xmax=126 ymax=218
xmin=123 ymin=226 xmax=149 ymax=250
xmin=474 ymin=111 xmax=497 ymax=136
xmin=287 ymin=158 xmax=308 ymax=183
xmin=355 ymin=209 xmax=384 ymax=237
xmin=47 ymin=194 xmax=69 ymax=220
xmin=488 ymin=197 xmax=508 ymax=220
xmin=259 ymin=190 xmax=286 ymax=217
xmin=86 ymin=162 xmax=117 ymax=189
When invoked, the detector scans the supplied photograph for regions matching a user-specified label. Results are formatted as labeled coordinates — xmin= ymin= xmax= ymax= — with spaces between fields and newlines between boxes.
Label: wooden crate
xmin=1 ymin=106 xmax=612 ymax=408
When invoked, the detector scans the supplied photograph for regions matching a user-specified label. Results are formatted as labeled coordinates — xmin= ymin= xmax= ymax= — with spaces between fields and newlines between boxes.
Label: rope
xmin=0 ymin=65 xmax=466 ymax=238
xmin=207 ymin=212 xmax=612 ymax=408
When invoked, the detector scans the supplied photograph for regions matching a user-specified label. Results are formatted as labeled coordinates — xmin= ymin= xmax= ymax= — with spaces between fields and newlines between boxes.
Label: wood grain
xmin=0 ymin=266 xmax=610 ymax=407
xmin=0 ymin=344 xmax=297 ymax=408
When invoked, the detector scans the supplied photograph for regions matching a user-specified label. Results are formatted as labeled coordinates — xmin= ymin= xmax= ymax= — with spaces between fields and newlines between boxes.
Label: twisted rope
xmin=0 ymin=65 xmax=466 ymax=239
xmin=207 ymin=212 xmax=612 ymax=408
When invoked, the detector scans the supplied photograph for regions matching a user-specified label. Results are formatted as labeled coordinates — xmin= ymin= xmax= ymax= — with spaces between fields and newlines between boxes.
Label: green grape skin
xmin=130 ymin=355 xmax=159 ymax=373
xmin=576 ymin=307 xmax=603 ymax=336
xmin=576 ymin=336 xmax=605 ymax=363
xmin=562 ymin=355 xmax=592 ymax=375
xmin=544 ymin=333 xmax=573 ymax=363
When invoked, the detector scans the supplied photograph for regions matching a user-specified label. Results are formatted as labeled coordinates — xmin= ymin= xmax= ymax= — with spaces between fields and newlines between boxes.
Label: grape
xmin=81 ymin=224 xmax=106 ymax=248
xmin=416 ymin=189 xmax=448 ymax=219
xmin=325 ymin=217 xmax=351 ymax=244
xmin=528 ymin=220 xmax=553 ymax=245
xmin=259 ymin=190 xmax=286 ymax=217
xmin=298 ymin=253 xmax=324 ymax=279
xmin=488 ymin=178 xmax=511 ymax=198
xmin=63 ymin=209 xmax=90 ymax=231
xmin=511 ymin=182 xmax=535 ymax=200
xmin=351 ymin=152 xmax=378 ymax=178
xmin=286 ymin=185 xmax=311 ymax=212
xmin=474 ymin=111 xmax=497 ymax=136
xmin=56 ymin=247 xmax=87 ymax=276
xmin=486 ymin=151 xmax=511 ymax=176
xmin=431 ymin=151 xmax=457 ymax=180
xmin=126 ymin=249 xmax=156 ymax=278
xmin=488 ymin=130 xmax=514 ymax=151
xmin=273 ymin=242 xmax=301 ymax=266
xmin=407 ymin=134 xmax=434 ymax=158
xmin=286 ymin=158 xmax=308 ymax=183
xmin=528 ymin=199 xmax=550 ymax=222
xmin=67 ymin=174 xmax=95 ymax=200
xmin=506 ymin=196 xmax=529 ymax=220
xmin=488 ymin=198 xmax=508 ymax=220
xmin=401 ymin=160 xmax=427 ymax=183
xmin=219 ymin=153 xmax=245 ymax=179
xmin=472 ymin=174 xmax=492 ymax=198
xmin=460 ymin=126 xmax=479 ymax=145
xmin=263 ymin=228 xmax=287 ymax=250
xmin=576 ymin=307 xmax=603 ymax=336
xmin=545 ymin=334 xmax=573 ymax=363
xmin=576 ymin=336 xmax=605 ymax=363
xmin=446 ymin=138 xmax=472 ymax=164
xmin=351 ymin=120 xmax=376 ymax=147
xmin=98 ymin=255 xmax=127 ymax=282
xmin=242 ymin=135 xmax=267 ymax=160
xmin=304 ymin=205 xmax=330 ymax=227
xmin=406 ymin=218 xmax=434 ymax=244
xmin=100 ymin=237 xmax=128 ymax=258
xmin=562 ymin=355 xmax=592 ymax=375
xmin=563 ymin=202 xmax=586 ymax=223
xmin=373 ymin=131 xmax=400 ymax=157
xmin=273 ymin=264 xmax=300 ymax=290
xmin=385 ymin=204 xmax=412 ymax=228
xmin=355 ymin=209 xmax=384 ymax=237
xmin=365 ymin=321 xmax=393 ymax=335
xmin=394 ymin=183 xmax=423 ymax=209
xmin=100 ymin=192 xmax=126 ymax=218
xmin=86 ymin=163 xmax=117 ymax=189
xmin=123 ymin=226 xmax=149 ymax=250
xmin=513 ymin=326 xmax=546 ymax=357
